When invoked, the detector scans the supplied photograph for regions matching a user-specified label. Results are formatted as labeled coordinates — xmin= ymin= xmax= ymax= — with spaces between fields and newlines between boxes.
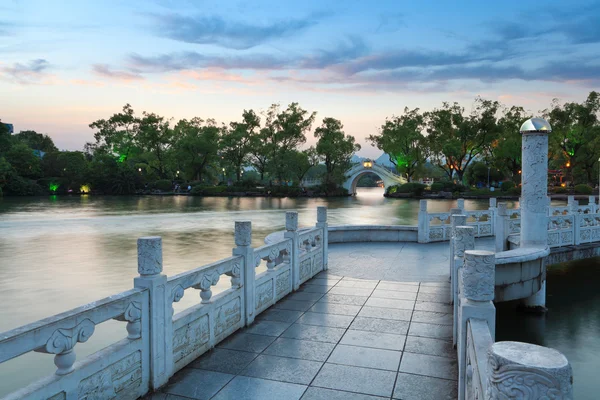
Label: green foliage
xmin=4 ymin=174 xmax=44 ymax=196
xmin=5 ymin=143 xmax=42 ymax=179
xmin=553 ymin=186 xmax=568 ymax=194
xmin=152 ymin=179 xmax=173 ymax=192
xmin=430 ymin=182 xmax=444 ymax=192
xmin=464 ymin=161 xmax=503 ymax=186
xmin=429 ymin=181 xmax=467 ymax=193
xmin=314 ymin=117 xmax=360 ymax=189
xmin=574 ymin=184 xmax=593 ymax=194
xmin=508 ymin=186 xmax=521 ymax=195
xmin=387 ymin=183 xmax=427 ymax=196
xmin=172 ymin=117 xmax=220 ymax=181
xmin=221 ymin=110 xmax=260 ymax=181
xmin=12 ymin=130 xmax=58 ymax=153
xmin=500 ymin=181 xmax=516 ymax=192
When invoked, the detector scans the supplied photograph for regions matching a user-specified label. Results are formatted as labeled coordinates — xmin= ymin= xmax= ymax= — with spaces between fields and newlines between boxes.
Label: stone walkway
xmin=146 ymin=273 xmax=458 ymax=399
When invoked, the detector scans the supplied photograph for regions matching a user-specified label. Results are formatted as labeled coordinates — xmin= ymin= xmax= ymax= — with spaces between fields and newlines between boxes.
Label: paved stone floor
xmin=144 ymin=240 xmax=495 ymax=400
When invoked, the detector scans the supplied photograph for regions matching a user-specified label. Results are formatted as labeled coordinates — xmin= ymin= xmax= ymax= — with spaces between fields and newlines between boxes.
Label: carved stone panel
xmin=137 ymin=237 xmax=163 ymax=275
xmin=462 ymin=250 xmax=495 ymax=301
xmin=548 ymin=232 xmax=559 ymax=246
xmin=173 ymin=314 xmax=209 ymax=364
xmin=215 ymin=297 xmax=241 ymax=338
xmin=255 ymin=280 xmax=273 ymax=311
xmin=312 ymin=254 xmax=323 ymax=275
xmin=429 ymin=228 xmax=443 ymax=241
xmin=276 ymin=270 xmax=291 ymax=298
xmin=300 ymin=258 xmax=312 ymax=281
xmin=479 ymin=224 xmax=492 ymax=235
xmin=78 ymin=351 xmax=142 ymax=399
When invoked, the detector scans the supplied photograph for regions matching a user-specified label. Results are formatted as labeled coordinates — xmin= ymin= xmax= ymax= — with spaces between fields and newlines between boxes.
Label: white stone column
xmin=233 ymin=221 xmax=255 ymax=325
xmin=495 ymin=203 xmax=508 ymax=252
xmin=453 ymin=226 xmax=475 ymax=348
xmin=520 ymin=118 xmax=551 ymax=311
xmin=589 ymin=196 xmax=597 ymax=214
xmin=457 ymin=198 xmax=465 ymax=213
xmin=487 ymin=342 xmax=573 ymax=399
xmin=284 ymin=211 xmax=301 ymax=290
xmin=316 ymin=206 xmax=328 ymax=271
xmin=134 ymin=236 xmax=172 ymax=389
xmin=418 ymin=200 xmax=429 ymax=243
xmin=449 ymin=212 xmax=466 ymax=302
xmin=457 ymin=250 xmax=495 ymax=400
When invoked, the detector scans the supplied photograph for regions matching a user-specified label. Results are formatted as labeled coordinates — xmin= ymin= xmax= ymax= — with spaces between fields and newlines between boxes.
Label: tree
xmin=5 ymin=142 xmax=41 ymax=179
xmin=172 ymin=118 xmax=220 ymax=182
xmin=544 ymin=91 xmax=600 ymax=185
xmin=314 ymin=117 xmax=361 ymax=187
xmin=487 ymin=106 xmax=530 ymax=182
xmin=426 ymin=98 xmax=499 ymax=182
xmin=0 ymin=120 xmax=11 ymax=155
xmin=286 ymin=148 xmax=319 ymax=183
xmin=12 ymin=130 xmax=58 ymax=153
xmin=368 ymin=107 xmax=427 ymax=182
xmin=221 ymin=110 xmax=260 ymax=181
xmin=136 ymin=112 xmax=173 ymax=178
xmin=89 ymin=104 xmax=140 ymax=161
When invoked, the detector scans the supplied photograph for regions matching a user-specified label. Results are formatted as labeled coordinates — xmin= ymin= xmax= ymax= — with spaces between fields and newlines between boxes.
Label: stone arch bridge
xmin=343 ymin=160 xmax=406 ymax=195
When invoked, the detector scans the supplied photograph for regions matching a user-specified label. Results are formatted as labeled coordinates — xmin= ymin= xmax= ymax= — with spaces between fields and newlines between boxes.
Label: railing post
xmin=284 ymin=211 xmax=301 ymax=290
xmin=449 ymin=212 xmax=466 ymax=303
xmin=233 ymin=221 xmax=255 ymax=326
xmin=569 ymin=199 xmax=581 ymax=245
xmin=133 ymin=236 xmax=172 ymax=390
xmin=487 ymin=342 xmax=573 ymax=399
xmin=316 ymin=206 xmax=328 ymax=271
xmin=458 ymin=250 xmax=496 ymax=400
xmin=489 ymin=197 xmax=497 ymax=233
xmin=418 ymin=200 xmax=429 ymax=243
xmin=457 ymin=198 xmax=465 ymax=213
xmin=495 ymin=203 xmax=508 ymax=252
xmin=453 ymin=226 xmax=475 ymax=348
xmin=590 ymin=195 xmax=597 ymax=214
xmin=567 ymin=195 xmax=575 ymax=212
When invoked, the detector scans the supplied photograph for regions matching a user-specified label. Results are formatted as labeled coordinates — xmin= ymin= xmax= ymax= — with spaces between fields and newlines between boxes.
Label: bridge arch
xmin=343 ymin=160 xmax=406 ymax=195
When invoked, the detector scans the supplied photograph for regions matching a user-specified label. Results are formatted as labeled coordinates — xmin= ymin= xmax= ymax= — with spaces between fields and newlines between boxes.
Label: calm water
xmin=0 ymin=189 xmax=596 ymax=397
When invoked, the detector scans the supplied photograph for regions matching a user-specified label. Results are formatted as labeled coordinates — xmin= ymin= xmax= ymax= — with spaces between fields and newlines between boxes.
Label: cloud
xmin=375 ymin=13 xmax=404 ymax=33
xmin=0 ymin=59 xmax=51 ymax=84
xmin=92 ymin=64 xmax=143 ymax=81
xmin=299 ymin=36 xmax=369 ymax=69
xmin=150 ymin=12 xmax=329 ymax=49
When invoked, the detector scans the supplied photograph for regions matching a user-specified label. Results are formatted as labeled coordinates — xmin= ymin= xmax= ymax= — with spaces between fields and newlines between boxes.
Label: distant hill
xmin=374 ymin=153 xmax=395 ymax=168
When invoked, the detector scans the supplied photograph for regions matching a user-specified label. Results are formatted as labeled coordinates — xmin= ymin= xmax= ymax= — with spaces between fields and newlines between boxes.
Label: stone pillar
xmin=569 ymin=198 xmax=579 ymax=214
xmin=520 ymin=118 xmax=551 ymax=311
xmin=495 ymin=203 xmax=508 ymax=252
xmin=487 ymin=342 xmax=573 ymax=399
xmin=458 ymin=250 xmax=496 ymax=400
xmin=449 ymin=213 xmax=467 ymax=302
xmin=284 ymin=211 xmax=301 ymax=290
xmin=316 ymin=206 xmax=328 ymax=271
xmin=489 ymin=197 xmax=497 ymax=211
xmin=457 ymin=198 xmax=465 ymax=213
xmin=134 ymin=236 xmax=172 ymax=389
xmin=589 ymin=196 xmax=597 ymax=214
xmin=233 ymin=221 xmax=255 ymax=325
xmin=418 ymin=200 xmax=429 ymax=243
xmin=453 ymin=226 xmax=475 ymax=347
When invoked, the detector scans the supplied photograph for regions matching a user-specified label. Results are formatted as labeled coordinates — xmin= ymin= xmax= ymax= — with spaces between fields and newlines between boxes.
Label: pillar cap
xmin=520 ymin=117 xmax=552 ymax=134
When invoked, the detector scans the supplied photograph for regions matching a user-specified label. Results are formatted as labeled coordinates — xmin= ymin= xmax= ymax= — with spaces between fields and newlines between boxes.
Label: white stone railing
xmin=547 ymin=215 xmax=575 ymax=247
xmin=451 ymin=228 xmax=574 ymax=399
xmin=0 ymin=207 xmax=328 ymax=400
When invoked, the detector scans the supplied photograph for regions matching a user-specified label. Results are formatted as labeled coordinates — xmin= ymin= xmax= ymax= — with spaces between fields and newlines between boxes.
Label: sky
xmin=1 ymin=0 xmax=599 ymax=158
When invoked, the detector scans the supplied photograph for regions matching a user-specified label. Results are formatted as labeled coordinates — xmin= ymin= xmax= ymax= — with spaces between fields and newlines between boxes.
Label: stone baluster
xmin=134 ymin=236 xmax=172 ymax=389
xmin=316 ymin=206 xmax=328 ymax=271
xmin=567 ymin=195 xmax=575 ymax=213
xmin=457 ymin=198 xmax=465 ymax=213
xmin=449 ymin=212 xmax=466 ymax=303
xmin=233 ymin=221 xmax=255 ymax=326
xmin=489 ymin=197 xmax=497 ymax=234
xmin=569 ymin=198 xmax=579 ymax=214
xmin=458 ymin=250 xmax=495 ymax=400
xmin=487 ymin=342 xmax=573 ymax=399
xmin=418 ymin=200 xmax=429 ymax=243
xmin=284 ymin=212 xmax=301 ymax=290
xmin=589 ymin=195 xmax=597 ymax=214
xmin=453 ymin=226 xmax=475 ymax=347
xmin=495 ymin=203 xmax=508 ymax=252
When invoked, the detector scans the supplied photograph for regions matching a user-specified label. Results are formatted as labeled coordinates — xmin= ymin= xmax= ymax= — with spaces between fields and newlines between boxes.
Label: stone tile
xmin=273 ymin=299 xmax=315 ymax=312
xmin=418 ymin=286 xmax=451 ymax=294
xmin=419 ymin=282 xmax=448 ymax=287
xmin=298 ymin=285 xmax=332 ymax=294
xmin=393 ymin=373 xmax=457 ymax=400
xmin=342 ymin=277 xmax=379 ymax=282
xmin=417 ymin=292 xmax=448 ymax=303
xmin=305 ymin=278 xmax=340 ymax=286
xmin=370 ymin=289 xmax=417 ymax=301
xmin=245 ymin=320 xmax=292 ymax=337
xmin=349 ymin=316 xmax=409 ymax=335
xmin=163 ymin=369 xmax=234 ymax=399
xmin=309 ymin=302 xmax=362 ymax=316
xmin=241 ymin=354 xmax=322 ymax=385
xmin=257 ymin=308 xmax=304 ymax=323
xmin=376 ymin=282 xmax=419 ymax=292
xmin=264 ymin=337 xmax=335 ymax=361
xmin=217 ymin=333 xmax=276 ymax=353
xmin=414 ymin=301 xmax=452 ymax=314
xmin=312 ymin=363 xmax=396 ymax=397
xmin=358 ymin=306 xmax=412 ymax=322
xmin=319 ymin=294 xmax=368 ymax=306
xmin=190 ymin=348 xmax=257 ymax=374
xmin=281 ymin=323 xmax=346 ymax=343
xmin=340 ymin=330 xmax=406 ymax=351
xmin=365 ymin=297 xmax=415 ymax=310
xmin=296 ymin=311 xmax=354 ymax=328
xmin=411 ymin=310 xmax=452 ymax=325
xmin=328 ymin=344 xmax=401 ymax=371
xmin=287 ymin=291 xmax=326 ymax=302
xmin=301 ymin=387 xmax=387 ymax=400
xmin=335 ymin=280 xmax=379 ymax=289
xmin=328 ymin=286 xmax=374 ymax=296
xmin=399 ymin=352 xmax=458 ymax=380
xmin=404 ymin=336 xmax=454 ymax=359
xmin=409 ymin=322 xmax=452 ymax=340
xmin=314 ymin=272 xmax=343 ymax=280
xmin=212 ymin=375 xmax=306 ymax=400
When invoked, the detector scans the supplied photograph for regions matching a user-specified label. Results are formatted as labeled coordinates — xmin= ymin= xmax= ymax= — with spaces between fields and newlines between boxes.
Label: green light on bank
xmin=49 ymin=183 xmax=59 ymax=192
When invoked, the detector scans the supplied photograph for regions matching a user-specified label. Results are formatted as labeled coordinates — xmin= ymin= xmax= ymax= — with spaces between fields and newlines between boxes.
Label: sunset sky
xmin=1 ymin=0 xmax=598 ymax=158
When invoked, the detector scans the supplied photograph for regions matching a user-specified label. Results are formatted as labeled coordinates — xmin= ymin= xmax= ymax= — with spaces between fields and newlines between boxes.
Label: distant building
xmin=2 ymin=123 xmax=14 ymax=134
xmin=32 ymin=149 xmax=46 ymax=159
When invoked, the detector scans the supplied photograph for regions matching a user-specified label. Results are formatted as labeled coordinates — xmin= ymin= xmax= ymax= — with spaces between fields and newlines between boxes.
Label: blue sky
xmin=1 ymin=0 xmax=599 ymax=157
